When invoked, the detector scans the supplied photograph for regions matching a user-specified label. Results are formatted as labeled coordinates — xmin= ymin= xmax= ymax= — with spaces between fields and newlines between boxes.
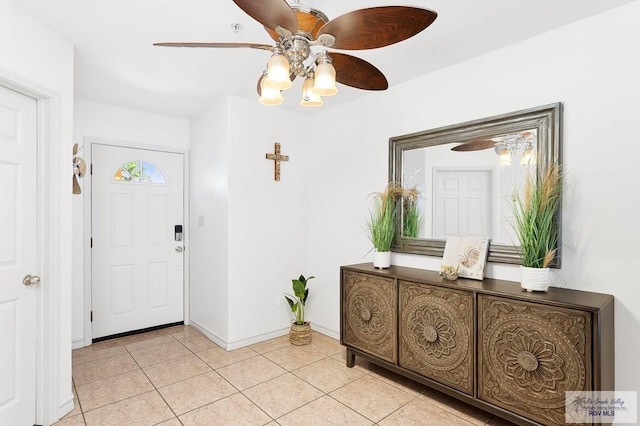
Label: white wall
xmin=189 ymin=99 xmax=230 ymax=343
xmin=74 ymin=99 xmax=190 ymax=150
xmin=188 ymin=95 xmax=310 ymax=348
xmin=0 ymin=0 xmax=74 ymax=422
xmin=308 ymin=1 xmax=640 ymax=391
xmin=226 ymin=96 xmax=309 ymax=346
xmin=72 ymin=99 xmax=190 ymax=347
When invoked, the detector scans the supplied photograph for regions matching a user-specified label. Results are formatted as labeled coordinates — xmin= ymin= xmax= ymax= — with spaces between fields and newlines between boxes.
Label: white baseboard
xmin=310 ymin=323 xmax=339 ymax=340
xmin=225 ymin=327 xmax=290 ymax=351
xmin=187 ymin=320 xmax=339 ymax=350
xmin=187 ymin=319 xmax=228 ymax=348
xmin=72 ymin=339 xmax=86 ymax=350
xmin=58 ymin=395 xmax=75 ymax=422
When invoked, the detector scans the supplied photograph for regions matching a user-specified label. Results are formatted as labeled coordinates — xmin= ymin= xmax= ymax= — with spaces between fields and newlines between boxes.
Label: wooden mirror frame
xmin=389 ymin=102 xmax=563 ymax=266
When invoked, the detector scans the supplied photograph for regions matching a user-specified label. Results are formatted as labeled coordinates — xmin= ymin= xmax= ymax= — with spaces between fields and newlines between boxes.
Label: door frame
xmin=82 ymin=138 xmax=190 ymax=345
xmin=0 ymin=71 xmax=66 ymax=423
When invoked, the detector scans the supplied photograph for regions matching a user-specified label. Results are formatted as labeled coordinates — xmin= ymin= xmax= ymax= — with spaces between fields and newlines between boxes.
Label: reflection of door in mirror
xmin=402 ymin=141 xmax=534 ymax=244
xmin=433 ymin=169 xmax=493 ymax=240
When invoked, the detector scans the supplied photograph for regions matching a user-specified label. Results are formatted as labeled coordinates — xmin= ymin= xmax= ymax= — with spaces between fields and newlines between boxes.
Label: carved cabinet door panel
xmin=399 ymin=281 xmax=474 ymax=395
xmin=478 ymin=295 xmax=592 ymax=426
xmin=342 ymin=271 xmax=397 ymax=363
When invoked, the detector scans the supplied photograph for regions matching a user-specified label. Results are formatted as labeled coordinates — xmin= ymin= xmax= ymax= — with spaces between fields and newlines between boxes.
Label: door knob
xmin=23 ymin=274 xmax=41 ymax=286
xmin=175 ymin=246 xmax=184 ymax=252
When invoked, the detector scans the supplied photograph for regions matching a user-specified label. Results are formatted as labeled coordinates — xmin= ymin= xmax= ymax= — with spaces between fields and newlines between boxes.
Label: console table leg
xmin=346 ymin=348 xmax=355 ymax=368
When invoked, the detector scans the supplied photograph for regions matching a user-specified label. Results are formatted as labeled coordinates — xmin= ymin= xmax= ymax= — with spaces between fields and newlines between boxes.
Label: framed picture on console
xmin=442 ymin=236 xmax=490 ymax=280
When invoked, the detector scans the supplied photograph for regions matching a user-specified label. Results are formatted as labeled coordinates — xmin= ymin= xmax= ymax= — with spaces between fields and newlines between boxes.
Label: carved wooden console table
xmin=340 ymin=263 xmax=614 ymax=426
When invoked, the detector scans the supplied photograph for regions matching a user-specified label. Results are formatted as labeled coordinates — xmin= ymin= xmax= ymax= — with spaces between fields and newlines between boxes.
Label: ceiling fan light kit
xmin=265 ymin=50 xmax=293 ymax=90
xmin=313 ymin=51 xmax=338 ymax=96
xmin=154 ymin=0 xmax=437 ymax=107
xmin=300 ymin=73 xmax=323 ymax=107
xmin=259 ymin=76 xmax=285 ymax=105
xmin=451 ymin=130 xmax=538 ymax=167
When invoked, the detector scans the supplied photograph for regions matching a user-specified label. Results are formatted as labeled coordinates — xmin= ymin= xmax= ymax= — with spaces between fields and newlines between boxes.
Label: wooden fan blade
xmin=318 ymin=7 xmax=437 ymax=50
xmin=72 ymin=175 xmax=81 ymax=194
xmin=451 ymin=139 xmax=497 ymax=152
xmin=73 ymin=143 xmax=78 ymax=156
xmin=330 ymin=53 xmax=388 ymax=90
xmin=154 ymin=42 xmax=273 ymax=50
xmin=233 ymin=0 xmax=298 ymax=33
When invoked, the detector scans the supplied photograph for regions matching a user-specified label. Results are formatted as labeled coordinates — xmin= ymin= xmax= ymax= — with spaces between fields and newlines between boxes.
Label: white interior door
xmin=0 ymin=86 xmax=38 ymax=425
xmin=434 ymin=169 xmax=493 ymax=239
xmin=92 ymin=144 xmax=184 ymax=339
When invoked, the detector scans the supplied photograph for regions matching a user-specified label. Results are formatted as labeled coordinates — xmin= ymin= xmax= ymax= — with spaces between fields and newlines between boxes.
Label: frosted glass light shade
xmin=521 ymin=147 xmax=535 ymax=165
xmin=498 ymin=147 xmax=512 ymax=166
xmin=266 ymin=53 xmax=292 ymax=90
xmin=259 ymin=78 xmax=284 ymax=106
xmin=300 ymin=77 xmax=323 ymax=107
xmin=314 ymin=62 xmax=338 ymax=96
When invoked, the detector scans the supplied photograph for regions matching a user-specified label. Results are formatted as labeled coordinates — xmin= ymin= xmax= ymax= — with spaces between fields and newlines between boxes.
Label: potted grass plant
xmin=367 ymin=183 xmax=398 ymax=268
xmin=512 ymin=165 xmax=562 ymax=292
xmin=284 ymin=274 xmax=315 ymax=345
xmin=401 ymin=186 xmax=422 ymax=238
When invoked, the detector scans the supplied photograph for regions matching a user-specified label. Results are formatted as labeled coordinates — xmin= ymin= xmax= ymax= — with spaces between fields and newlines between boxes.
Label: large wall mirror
xmin=389 ymin=103 xmax=563 ymax=265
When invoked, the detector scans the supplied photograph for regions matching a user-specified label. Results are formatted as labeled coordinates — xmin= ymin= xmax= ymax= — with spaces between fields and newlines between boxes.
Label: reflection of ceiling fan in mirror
xmin=450 ymin=138 xmax=498 ymax=152
xmin=451 ymin=131 xmax=537 ymax=152
xmin=154 ymin=0 xmax=437 ymax=106
xmin=451 ymin=130 xmax=537 ymax=166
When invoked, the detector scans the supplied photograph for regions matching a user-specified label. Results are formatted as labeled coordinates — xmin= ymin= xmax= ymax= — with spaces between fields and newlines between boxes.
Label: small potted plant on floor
xmin=284 ymin=274 xmax=315 ymax=345
xmin=512 ymin=165 xmax=562 ymax=291
xmin=366 ymin=183 xmax=398 ymax=268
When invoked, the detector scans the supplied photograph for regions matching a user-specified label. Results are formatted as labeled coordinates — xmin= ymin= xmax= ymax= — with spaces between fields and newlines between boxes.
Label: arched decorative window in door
xmin=112 ymin=161 xmax=167 ymax=184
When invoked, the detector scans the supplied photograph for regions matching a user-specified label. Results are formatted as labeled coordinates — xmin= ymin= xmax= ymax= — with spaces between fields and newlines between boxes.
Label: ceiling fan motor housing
xmin=266 ymin=6 xmax=329 ymax=41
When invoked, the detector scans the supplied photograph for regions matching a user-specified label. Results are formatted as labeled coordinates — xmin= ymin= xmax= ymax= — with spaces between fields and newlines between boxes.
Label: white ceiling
xmin=9 ymin=0 xmax=635 ymax=117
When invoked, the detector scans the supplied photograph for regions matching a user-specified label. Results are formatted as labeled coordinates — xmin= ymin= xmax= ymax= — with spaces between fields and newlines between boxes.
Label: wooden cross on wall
xmin=265 ymin=142 xmax=289 ymax=181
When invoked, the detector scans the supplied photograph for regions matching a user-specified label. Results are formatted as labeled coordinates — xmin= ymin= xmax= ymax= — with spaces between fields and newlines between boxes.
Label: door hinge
xmin=90 ymin=163 xmax=93 ymax=175
xmin=90 ymin=237 xmax=93 ymax=248
xmin=90 ymin=310 xmax=93 ymax=322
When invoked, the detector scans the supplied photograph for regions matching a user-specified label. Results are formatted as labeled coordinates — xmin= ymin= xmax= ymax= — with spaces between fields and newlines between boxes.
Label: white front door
xmin=433 ymin=169 xmax=493 ymax=239
xmin=91 ymin=144 xmax=184 ymax=339
xmin=0 ymin=86 xmax=38 ymax=425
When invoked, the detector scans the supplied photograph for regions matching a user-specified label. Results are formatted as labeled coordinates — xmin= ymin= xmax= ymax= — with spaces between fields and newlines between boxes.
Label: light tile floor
xmin=56 ymin=325 xmax=516 ymax=425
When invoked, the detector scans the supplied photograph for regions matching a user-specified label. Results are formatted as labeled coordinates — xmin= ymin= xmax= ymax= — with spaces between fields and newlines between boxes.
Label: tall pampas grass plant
xmin=512 ymin=166 xmax=562 ymax=268
xmin=367 ymin=183 xmax=399 ymax=252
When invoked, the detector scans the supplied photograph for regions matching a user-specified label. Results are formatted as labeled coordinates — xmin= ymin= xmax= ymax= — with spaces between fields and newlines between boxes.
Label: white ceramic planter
xmin=373 ymin=251 xmax=391 ymax=269
xmin=521 ymin=266 xmax=550 ymax=292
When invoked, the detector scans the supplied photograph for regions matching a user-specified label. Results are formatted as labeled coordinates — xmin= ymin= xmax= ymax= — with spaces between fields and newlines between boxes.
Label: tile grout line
xmin=236 ymin=343 xmax=372 ymax=423
xmin=78 ymin=330 xmax=367 ymax=424
xmin=78 ymin=332 xmax=181 ymax=423
xmin=71 ymin=378 xmax=89 ymax=426
xmin=71 ymin=326 xmax=505 ymax=425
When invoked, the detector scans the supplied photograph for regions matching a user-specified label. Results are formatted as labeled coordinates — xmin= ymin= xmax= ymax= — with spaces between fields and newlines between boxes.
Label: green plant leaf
xmin=286 ymin=274 xmax=314 ymax=325
xmin=292 ymin=279 xmax=305 ymax=299
xmin=511 ymin=166 xmax=562 ymax=268
xmin=284 ymin=295 xmax=295 ymax=311
xmin=366 ymin=188 xmax=398 ymax=252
